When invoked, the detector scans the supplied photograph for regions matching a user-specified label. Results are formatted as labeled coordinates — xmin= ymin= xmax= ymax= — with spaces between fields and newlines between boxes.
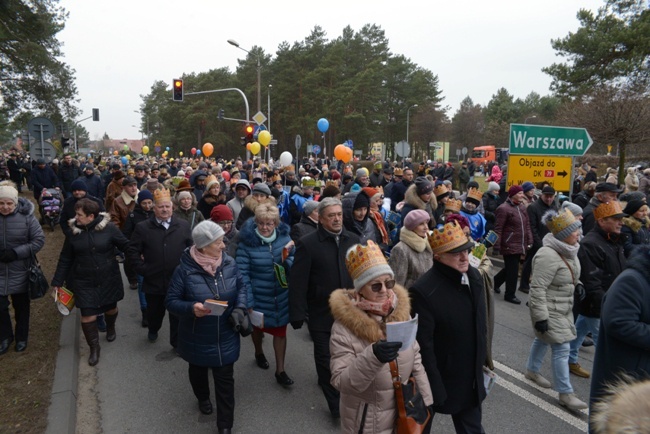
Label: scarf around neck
xmin=255 ymin=228 xmax=277 ymax=244
xmin=353 ymin=289 xmax=398 ymax=318
xmin=542 ymin=232 xmax=580 ymax=259
xmin=190 ymin=245 xmax=222 ymax=275
xmin=399 ymin=227 xmax=431 ymax=253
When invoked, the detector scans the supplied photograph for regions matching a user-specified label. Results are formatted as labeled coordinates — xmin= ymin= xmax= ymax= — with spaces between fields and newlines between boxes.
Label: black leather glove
xmin=574 ymin=283 xmax=586 ymax=302
xmin=372 ymin=340 xmax=402 ymax=363
xmin=290 ymin=320 xmax=304 ymax=330
xmin=0 ymin=249 xmax=17 ymax=263
xmin=534 ymin=320 xmax=549 ymax=334
xmin=228 ymin=308 xmax=252 ymax=337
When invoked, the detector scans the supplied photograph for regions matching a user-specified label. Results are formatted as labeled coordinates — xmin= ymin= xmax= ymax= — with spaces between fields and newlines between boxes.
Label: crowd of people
xmin=1 ymin=150 xmax=649 ymax=433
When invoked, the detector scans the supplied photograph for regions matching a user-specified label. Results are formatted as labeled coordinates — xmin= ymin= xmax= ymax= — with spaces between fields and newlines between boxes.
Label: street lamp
xmin=407 ymin=104 xmax=418 ymax=144
xmin=525 ymin=115 xmax=537 ymax=124
xmin=228 ymin=39 xmax=261 ymax=117
xmin=134 ymin=110 xmax=149 ymax=147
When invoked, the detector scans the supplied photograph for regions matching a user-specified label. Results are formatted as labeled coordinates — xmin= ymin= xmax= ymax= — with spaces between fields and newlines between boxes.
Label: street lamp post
xmin=228 ymin=39 xmax=261 ymax=116
xmin=525 ymin=115 xmax=537 ymax=124
xmin=406 ymin=104 xmax=418 ymax=144
xmin=134 ymin=110 xmax=149 ymax=148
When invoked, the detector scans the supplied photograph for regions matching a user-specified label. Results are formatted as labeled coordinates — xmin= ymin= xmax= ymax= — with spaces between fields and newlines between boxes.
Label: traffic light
xmin=245 ymin=124 xmax=254 ymax=143
xmin=172 ymin=78 xmax=183 ymax=101
xmin=61 ymin=137 xmax=70 ymax=148
xmin=218 ymin=109 xmax=224 ymax=120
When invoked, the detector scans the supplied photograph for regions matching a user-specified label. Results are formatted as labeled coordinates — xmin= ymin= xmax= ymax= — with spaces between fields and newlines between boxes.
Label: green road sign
xmin=509 ymin=124 xmax=593 ymax=156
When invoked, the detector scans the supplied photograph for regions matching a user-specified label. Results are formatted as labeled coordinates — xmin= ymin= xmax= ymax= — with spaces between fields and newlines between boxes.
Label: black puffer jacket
xmin=289 ymin=214 xmax=318 ymax=242
xmin=621 ymin=216 xmax=650 ymax=257
xmin=127 ymin=215 xmax=193 ymax=295
xmin=0 ymin=198 xmax=45 ymax=296
xmin=51 ymin=213 xmax=129 ymax=308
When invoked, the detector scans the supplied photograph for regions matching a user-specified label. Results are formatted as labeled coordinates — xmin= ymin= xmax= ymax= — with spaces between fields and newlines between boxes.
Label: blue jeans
xmin=137 ymin=274 xmax=147 ymax=311
xmin=526 ymin=338 xmax=573 ymax=393
xmin=569 ymin=315 xmax=599 ymax=364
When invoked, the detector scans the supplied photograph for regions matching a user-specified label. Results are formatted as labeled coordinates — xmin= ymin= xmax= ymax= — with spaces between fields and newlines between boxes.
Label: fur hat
xmin=192 ymin=220 xmax=225 ymax=249
xmin=345 ymin=241 xmax=394 ymax=292
xmin=542 ymin=209 xmax=582 ymax=241
xmin=403 ymin=209 xmax=430 ymax=231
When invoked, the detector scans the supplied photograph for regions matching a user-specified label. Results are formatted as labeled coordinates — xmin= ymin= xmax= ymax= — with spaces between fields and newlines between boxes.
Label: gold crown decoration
xmin=301 ymin=176 xmax=317 ymax=188
xmin=428 ymin=221 xmax=470 ymax=254
xmin=445 ymin=198 xmax=462 ymax=213
xmin=547 ymin=209 xmax=577 ymax=235
xmin=153 ymin=188 xmax=172 ymax=203
xmin=434 ymin=184 xmax=449 ymax=198
xmin=204 ymin=175 xmax=219 ymax=188
xmin=467 ymin=188 xmax=484 ymax=203
xmin=325 ymin=180 xmax=339 ymax=188
xmin=594 ymin=201 xmax=624 ymax=220
xmin=393 ymin=168 xmax=404 ymax=176
xmin=345 ymin=241 xmax=389 ymax=283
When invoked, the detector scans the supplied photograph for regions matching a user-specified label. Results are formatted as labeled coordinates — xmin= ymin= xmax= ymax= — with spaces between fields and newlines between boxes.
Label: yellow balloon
xmin=250 ymin=142 xmax=261 ymax=155
xmin=169 ymin=158 xmax=174 ymax=162
xmin=258 ymin=130 xmax=271 ymax=146
xmin=126 ymin=154 xmax=131 ymax=160
xmin=142 ymin=146 xmax=149 ymax=155
xmin=179 ymin=151 xmax=183 ymax=156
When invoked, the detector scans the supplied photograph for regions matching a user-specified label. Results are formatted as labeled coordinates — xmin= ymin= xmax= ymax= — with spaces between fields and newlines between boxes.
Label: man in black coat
xmin=31 ymin=158 xmax=60 ymax=201
xmin=128 ymin=189 xmax=192 ymax=347
xmin=410 ymin=221 xmax=488 ymax=433
xmin=81 ymin=164 xmax=105 ymax=200
xmin=581 ymin=182 xmax=622 ymax=234
xmin=58 ymin=154 xmax=82 ymax=198
xmin=7 ymin=154 xmax=22 ymax=192
xmin=289 ymin=198 xmax=359 ymax=418
xmin=389 ymin=167 xmax=414 ymax=211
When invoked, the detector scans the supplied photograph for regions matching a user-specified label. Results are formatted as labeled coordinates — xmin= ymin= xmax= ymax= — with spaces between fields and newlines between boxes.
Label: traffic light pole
xmin=72 ymin=115 xmax=93 ymax=154
xmin=184 ymin=87 xmax=251 ymax=159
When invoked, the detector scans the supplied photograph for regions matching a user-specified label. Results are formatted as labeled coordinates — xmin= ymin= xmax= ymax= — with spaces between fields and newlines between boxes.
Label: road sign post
xmin=509 ymin=124 xmax=593 ymax=156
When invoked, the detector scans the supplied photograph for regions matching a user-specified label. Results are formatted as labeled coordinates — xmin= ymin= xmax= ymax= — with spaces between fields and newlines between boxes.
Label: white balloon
xmin=279 ymin=151 xmax=293 ymax=167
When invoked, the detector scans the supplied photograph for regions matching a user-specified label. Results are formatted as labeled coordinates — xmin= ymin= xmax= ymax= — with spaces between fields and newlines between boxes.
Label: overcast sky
xmin=58 ymin=0 xmax=596 ymax=142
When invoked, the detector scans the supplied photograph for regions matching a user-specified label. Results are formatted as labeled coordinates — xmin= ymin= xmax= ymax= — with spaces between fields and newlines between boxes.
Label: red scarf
xmin=369 ymin=210 xmax=389 ymax=244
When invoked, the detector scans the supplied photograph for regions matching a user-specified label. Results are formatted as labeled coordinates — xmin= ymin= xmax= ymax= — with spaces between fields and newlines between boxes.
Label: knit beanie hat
xmin=345 ymin=241 xmax=394 ymax=292
xmin=561 ymin=201 xmax=583 ymax=217
xmin=415 ymin=177 xmax=434 ymax=195
xmin=350 ymin=183 xmax=362 ymax=193
xmin=137 ymin=190 xmax=153 ymax=204
xmin=210 ymin=204 xmax=234 ymax=223
xmin=303 ymin=200 xmax=319 ymax=216
xmin=176 ymin=191 xmax=192 ymax=201
xmin=487 ymin=182 xmax=500 ymax=193
xmin=624 ymin=199 xmax=646 ymax=216
xmin=252 ymin=183 xmax=271 ymax=197
xmin=404 ymin=209 xmax=430 ymax=231
xmin=362 ymin=187 xmax=381 ymax=200
xmin=70 ymin=179 xmax=87 ymax=192
xmin=542 ymin=209 xmax=582 ymax=241
xmin=0 ymin=182 xmax=18 ymax=204
xmin=522 ymin=182 xmax=535 ymax=193
xmin=508 ymin=185 xmax=523 ymax=197
xmin=353 ymin=192 xmax=370 ymax=210
xmin=192 ymin=220 xmax=225 ymax=249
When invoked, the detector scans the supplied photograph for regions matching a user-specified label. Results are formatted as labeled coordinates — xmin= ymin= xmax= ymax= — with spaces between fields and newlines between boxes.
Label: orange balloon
xmin=341 ymin=146 xmax=353 ymax=163
xmin=334 ymin=144 xmax=346 ymax=160
xmin=246 ymin=143 xmax=252 ymax=151
xmin=202 ymin=142 xmax=214 ymax=157
xmin=113 ymin=150 xmax=119 ymax=155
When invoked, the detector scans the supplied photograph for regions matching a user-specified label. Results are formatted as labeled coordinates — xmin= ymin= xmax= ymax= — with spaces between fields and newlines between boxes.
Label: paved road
xmin=78 ymin=265 xmax=593 ymax=433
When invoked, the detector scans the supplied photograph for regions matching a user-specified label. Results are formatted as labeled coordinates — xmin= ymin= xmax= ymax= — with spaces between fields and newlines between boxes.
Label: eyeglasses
xmin=369 ymin=279 xmax=396 ymax=292
xmin=256 ymin=221 xmax=276 ymax=228
xmin=217 ymin=221 xmax=233 ymax=226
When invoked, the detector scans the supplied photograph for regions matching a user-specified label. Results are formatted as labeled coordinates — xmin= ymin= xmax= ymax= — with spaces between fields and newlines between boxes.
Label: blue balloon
xmin=317 ymin=118 xmax=329 ymax=133
xmin=196 ymin=149 xmax=201 ymax=155
xmin=166 ymin=147 xmax=170 ymax=151
xmin=121 ymin=156 xmax=127 ymax=164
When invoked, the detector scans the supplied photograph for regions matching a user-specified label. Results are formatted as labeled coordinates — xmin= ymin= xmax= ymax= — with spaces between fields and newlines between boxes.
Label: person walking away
xmin=166 ymin=220 xmax=247 ymax=434
xmin=0 ymin=182 xmax=45 ymax=354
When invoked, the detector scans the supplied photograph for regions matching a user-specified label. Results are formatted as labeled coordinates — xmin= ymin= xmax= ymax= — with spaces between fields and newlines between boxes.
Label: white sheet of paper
xmin=204 ymin=300 xmax=228 ymax=316
xmin=386 ymin=314 xmax=418 ymax=352
xmin=249 ymin=310 xmax=264 ymax=328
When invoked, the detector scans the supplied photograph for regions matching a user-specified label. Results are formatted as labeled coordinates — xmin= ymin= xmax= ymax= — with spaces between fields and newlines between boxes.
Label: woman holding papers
xmin=166 ymin=220 xmax=247 ymax=434
xmin=329 ymin=240 xmax=432 ymax=433
xmin=236 ymin=203 xmax=295 ymax=386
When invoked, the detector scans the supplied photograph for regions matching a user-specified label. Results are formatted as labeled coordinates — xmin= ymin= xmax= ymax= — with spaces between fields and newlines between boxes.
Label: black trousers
xmin=519 ymin=245 xmax=540 ymax=290
xmin=188 ymin=363 xmax=235 ymax=430
xmin=493 ymin=254 xmax=521 ymax=299
xmin=426 ymin=405 xmax=485 ymax=434
xmin=0 ymin=293 xmax=30 ymax=342
xmin=145 ymin=293 xmax=178 ymax=347
xmin=309 ymin=328 xmax=340 ymax=415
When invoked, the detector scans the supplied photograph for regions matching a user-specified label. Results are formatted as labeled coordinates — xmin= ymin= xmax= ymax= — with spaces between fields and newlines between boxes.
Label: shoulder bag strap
xmin=556 ymin=251 xmax=575 ymax=284
xmin=389 ymin=360 xmax=407 ymax=420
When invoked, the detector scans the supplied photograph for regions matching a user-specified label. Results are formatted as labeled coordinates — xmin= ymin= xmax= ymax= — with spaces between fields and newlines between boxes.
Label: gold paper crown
xmin=547 ymin=209 xmax=577 ymax=235
xmin=393 ymin=168 xmax=404 ymax=176
xmin=345 ymin=241 xmax=388 ymax=282
xmin=594 ymin=201 xmax=624 ymax=220
xmin=301 ymin=176 xmax=317 ymax=188
xmin=445 ymin=198 xmax=462 ymax=213
xmin=325 ymin=180 xmax=339 ymax=188
xmin=467 ymin=188 xmax=484 ymax=203
xmin=434 ymin=184 xmax=449 ymax=198
xmin=153 ymin=188 xmax=171 ymax=203
xmin=428 ymin=221 xmax=470 ymax=254
xmin=204 ymin=175 xmax=218 ymax=188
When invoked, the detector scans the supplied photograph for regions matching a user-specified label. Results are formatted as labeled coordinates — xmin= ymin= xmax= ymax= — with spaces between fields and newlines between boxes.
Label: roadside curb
xmin=46 ymin=308 xmax=79 ymax=434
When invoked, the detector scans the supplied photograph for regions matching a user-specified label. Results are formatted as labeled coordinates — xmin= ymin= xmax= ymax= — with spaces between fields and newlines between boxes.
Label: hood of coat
xmin=403 ymin=183 xmax=437 ymax=210
xmin=69 ymin=211 xmax=111 ymax=235
xmin=243 ymin=194 xmax=276 ymax=213
xmin=238 ymin=217 xmax=290 ymax=248
xmin=14 ymin=197 xmax=35 ymax=216
xmin=329 ymin=285 xmax=411 ymax=343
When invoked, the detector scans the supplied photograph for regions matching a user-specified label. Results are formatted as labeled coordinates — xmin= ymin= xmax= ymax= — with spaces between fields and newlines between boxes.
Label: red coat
xmin=494 ymin=199 xmax=533 ymax=255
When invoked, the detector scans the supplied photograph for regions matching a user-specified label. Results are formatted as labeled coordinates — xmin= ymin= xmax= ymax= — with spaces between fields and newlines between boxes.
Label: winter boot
xmin=105 ymin=312 xmax=118 ymax=342
xmin=81 ymin=321 xmax=101 ymax=366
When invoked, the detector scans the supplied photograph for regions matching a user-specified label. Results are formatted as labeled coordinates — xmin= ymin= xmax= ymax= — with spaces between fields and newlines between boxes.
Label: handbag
xmin=389 ymin=360 xmax=431 ymax=434
xmin=28 ymin=249 xmax=49 ymax=300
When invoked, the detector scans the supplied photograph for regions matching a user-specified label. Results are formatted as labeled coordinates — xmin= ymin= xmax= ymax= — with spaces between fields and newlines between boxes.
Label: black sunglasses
xmin=369 ymin=279 xmax=396 ymax=292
